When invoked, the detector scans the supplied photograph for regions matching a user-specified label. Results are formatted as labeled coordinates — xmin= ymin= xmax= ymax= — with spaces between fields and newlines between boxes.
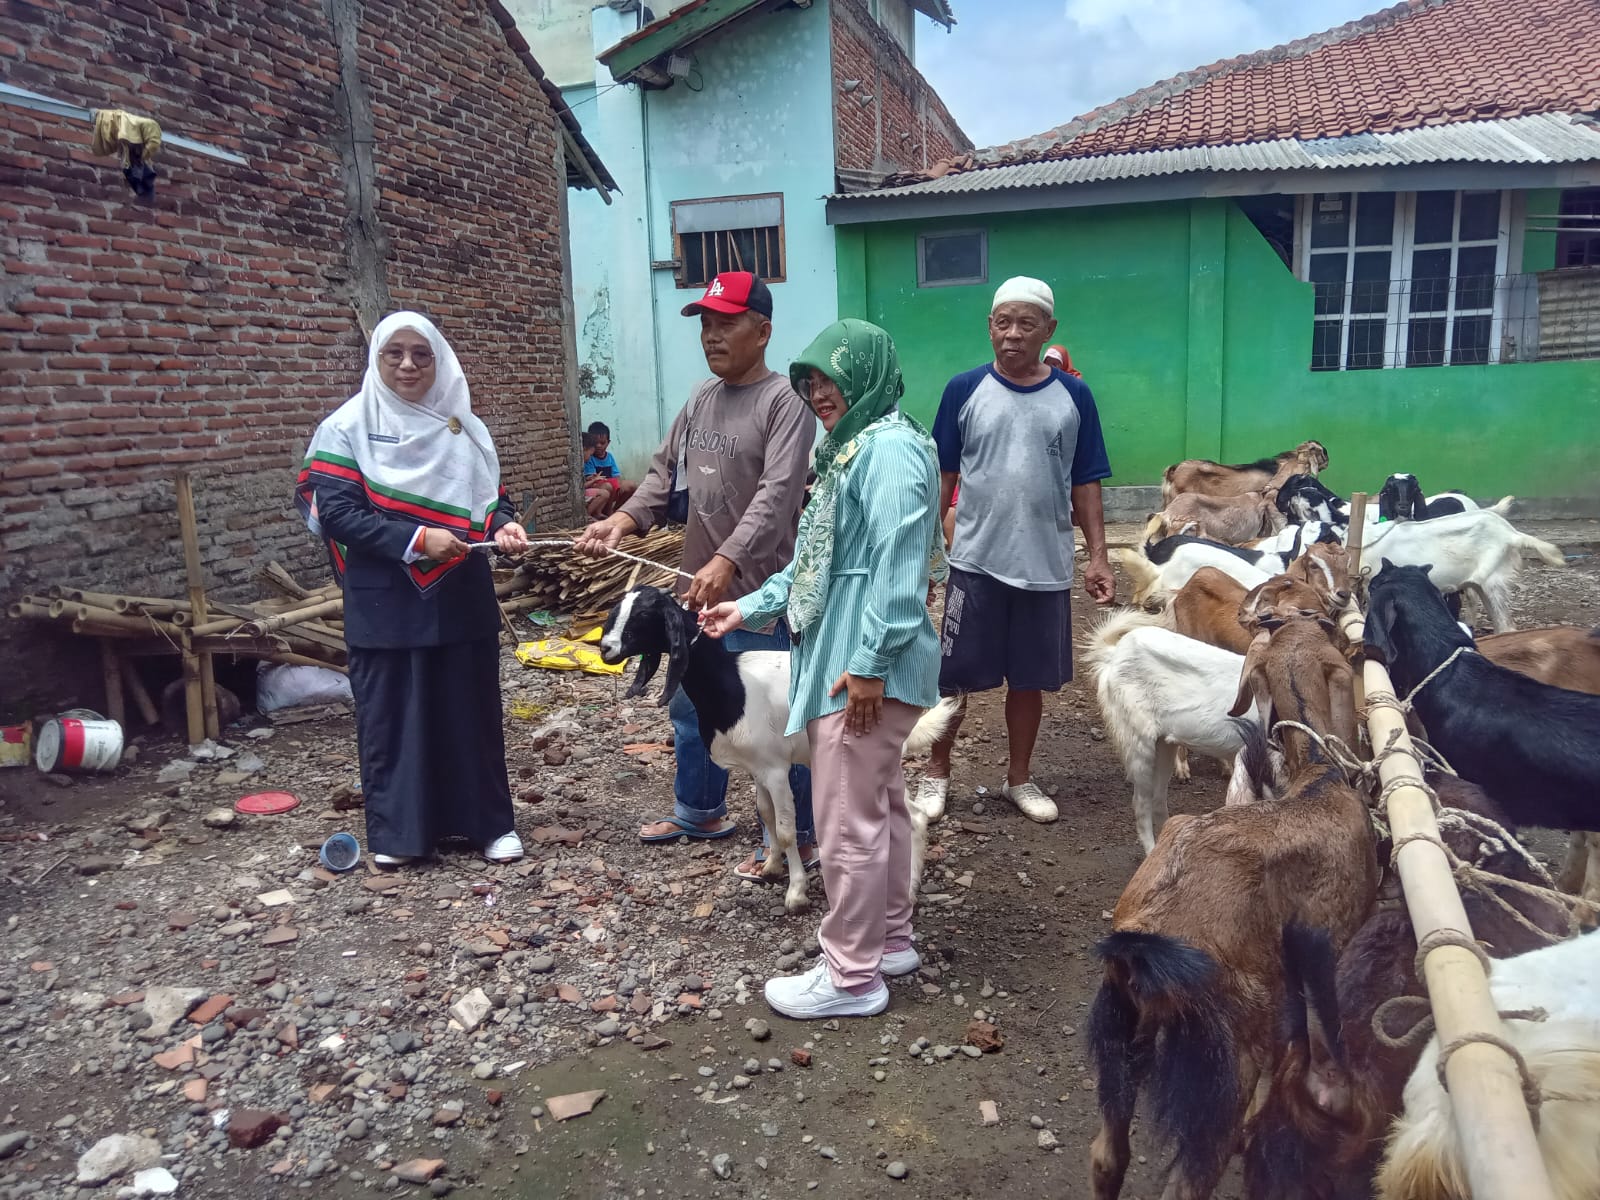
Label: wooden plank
xmin=1340 ymin=604 xmax=1556 ymax=1200
xmin=122 ymin=656 xmax=161 ymax=726
xmin=98 ymin=640 xmax=126 ymax=727
xmin=174 ymin=473 xmax=219 ymax=742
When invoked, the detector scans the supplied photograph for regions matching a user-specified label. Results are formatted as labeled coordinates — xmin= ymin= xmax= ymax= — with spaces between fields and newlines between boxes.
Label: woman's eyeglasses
xmin=380 ymin=347 xmax=434 ymax=367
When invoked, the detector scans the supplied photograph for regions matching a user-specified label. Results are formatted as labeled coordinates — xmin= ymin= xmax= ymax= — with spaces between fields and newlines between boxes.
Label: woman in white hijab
xmin=296 ymin=312 xmax=529 ymax=866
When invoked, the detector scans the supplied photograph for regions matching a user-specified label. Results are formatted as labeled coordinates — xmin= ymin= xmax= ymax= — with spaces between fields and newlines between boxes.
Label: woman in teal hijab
xmin=701 ymin=319 xmax=947 ymax=1020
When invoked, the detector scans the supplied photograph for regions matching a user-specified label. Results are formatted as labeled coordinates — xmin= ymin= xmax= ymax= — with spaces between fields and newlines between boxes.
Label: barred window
xmin=671 ymin=194 xmax=785 ymax=288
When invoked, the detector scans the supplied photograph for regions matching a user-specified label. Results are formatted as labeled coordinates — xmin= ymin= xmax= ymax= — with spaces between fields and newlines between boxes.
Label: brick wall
xmin=830 ymin=0 xmax=970 ymax=186
xmin=0 ymin=0 xmax=580 ymax=709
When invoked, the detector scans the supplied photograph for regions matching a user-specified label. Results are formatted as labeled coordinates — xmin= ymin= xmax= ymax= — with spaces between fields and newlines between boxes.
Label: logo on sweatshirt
xmin=1046 ymin=429 xmax=1063 ymax=458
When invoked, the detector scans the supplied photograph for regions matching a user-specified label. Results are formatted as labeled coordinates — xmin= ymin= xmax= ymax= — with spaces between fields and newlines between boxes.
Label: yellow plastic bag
xmin=515 ymin=637 xmax=625 ymax=676
xmin=575 ymin=626 xmax=603 ymax=644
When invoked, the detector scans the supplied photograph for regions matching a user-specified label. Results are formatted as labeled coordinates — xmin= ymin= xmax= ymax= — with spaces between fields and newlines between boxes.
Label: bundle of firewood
xmin=496 ymin=527 xmax=685 ymax=625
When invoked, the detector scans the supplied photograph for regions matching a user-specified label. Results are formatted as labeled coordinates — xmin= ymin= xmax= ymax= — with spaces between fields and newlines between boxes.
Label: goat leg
xmin=754 ymin=770 xmax=809 ymax=915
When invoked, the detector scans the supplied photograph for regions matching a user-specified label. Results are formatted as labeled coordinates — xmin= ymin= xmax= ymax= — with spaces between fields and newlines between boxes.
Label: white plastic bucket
xmin=35 ymin=714 xmax=124 ymax=773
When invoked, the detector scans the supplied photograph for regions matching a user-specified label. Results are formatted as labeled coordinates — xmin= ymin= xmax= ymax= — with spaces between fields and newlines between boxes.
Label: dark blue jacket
xmin=315 ymin=478 xmax=510 ymax=649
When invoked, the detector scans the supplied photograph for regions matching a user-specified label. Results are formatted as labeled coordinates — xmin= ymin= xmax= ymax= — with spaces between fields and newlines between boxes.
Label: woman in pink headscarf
xmin=1043 ymin=344 xmax=1083 ymax=379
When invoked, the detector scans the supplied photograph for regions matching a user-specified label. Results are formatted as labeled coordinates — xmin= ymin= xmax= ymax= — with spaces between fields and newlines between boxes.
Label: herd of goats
xmin=1084 ymin=441 xmax=1598 ymax=1200
xmin=595 ymin=438 xmax=1599 ymax=1200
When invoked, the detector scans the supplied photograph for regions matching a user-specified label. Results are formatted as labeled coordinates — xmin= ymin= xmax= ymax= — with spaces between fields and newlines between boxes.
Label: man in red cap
xmin=578 ymin=272 xmax=817 ymax=871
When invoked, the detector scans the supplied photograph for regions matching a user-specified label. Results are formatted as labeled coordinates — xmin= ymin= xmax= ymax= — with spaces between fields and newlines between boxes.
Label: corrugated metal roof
xmin=835 ymin=112 xmax=1600 ymax=201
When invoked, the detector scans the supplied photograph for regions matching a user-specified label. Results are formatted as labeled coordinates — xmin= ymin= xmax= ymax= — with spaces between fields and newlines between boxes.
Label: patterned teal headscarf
xmin=785 ymin=320 xmax=947 ymax=636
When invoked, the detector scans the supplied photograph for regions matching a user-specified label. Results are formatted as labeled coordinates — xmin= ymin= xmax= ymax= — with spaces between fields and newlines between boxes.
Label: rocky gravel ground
xmin=0 ymin=521 xmax=1593 ymax=1200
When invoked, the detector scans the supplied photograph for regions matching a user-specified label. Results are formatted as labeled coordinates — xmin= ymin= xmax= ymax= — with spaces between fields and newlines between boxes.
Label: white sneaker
xmin=1003 ymin=781 xmax=1058 ymax=823
xmin=373 ymin=853 xmax=416 ymax=868
xmin=764 ymin=960 xmax=888 ymax=1019
xmin=483 ymin=832 xmax=525 ymax=863
xmin=880 ymin=946 xmax=921 ymax=977
xmin=913 ymin=777 xmax=950 ymax=823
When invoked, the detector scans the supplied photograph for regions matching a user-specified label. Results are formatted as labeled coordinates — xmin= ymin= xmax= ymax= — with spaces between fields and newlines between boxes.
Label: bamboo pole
xmin=239 ymin=597 xmax=344 ymax=637
xmin=98 ymin=640 xmax=126 ymax=728
xmin=67 ymin=610 xmax=183 ymax=639
xmin=1340 ymin=603 xmax=1556 ymax=1200
xmin=1344 ymin=491 xmax=1369 ymax=713
xmin=174 ymin=473 xmax=219 ymax=742
xmin=122 ymin=658 xmax=161 ymax=726
xmin=8 ymin=600 xmax=55 ymax=621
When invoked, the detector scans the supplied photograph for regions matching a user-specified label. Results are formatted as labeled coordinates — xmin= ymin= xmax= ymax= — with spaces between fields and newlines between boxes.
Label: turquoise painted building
xmin=506 ymin=0 xmax=967 ymax=478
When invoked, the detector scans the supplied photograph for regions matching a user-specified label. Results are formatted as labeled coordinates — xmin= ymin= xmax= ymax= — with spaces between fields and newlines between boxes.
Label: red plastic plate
xmin=236 ymin=790 xmax=300 ymax=816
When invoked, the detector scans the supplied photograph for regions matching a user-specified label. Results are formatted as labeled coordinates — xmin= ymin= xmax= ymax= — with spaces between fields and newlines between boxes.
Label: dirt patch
xmin=0 ymin=536 xmax=1593 ymax=1199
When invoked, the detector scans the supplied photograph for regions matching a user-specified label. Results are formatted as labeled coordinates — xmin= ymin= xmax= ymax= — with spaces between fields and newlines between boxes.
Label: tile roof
xmin=951 ymin=0 xmax=1600 ymax=172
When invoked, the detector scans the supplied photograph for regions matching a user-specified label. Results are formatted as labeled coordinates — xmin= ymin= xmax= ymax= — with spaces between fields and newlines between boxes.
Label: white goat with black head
xmin=600 ymin=586 xmax=956 ymax=913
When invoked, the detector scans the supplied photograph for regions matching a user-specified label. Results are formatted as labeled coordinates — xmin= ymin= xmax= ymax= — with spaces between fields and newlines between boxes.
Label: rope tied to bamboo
xmin=1435 ymin=1017 xmax=1550 ymax=1127
xmin=1402 ymin=807 xmax=1596 ymax=940
xmin=1358 ymin=645 xmax=1476 ymax=719
xmin=1368 ymin=725 xmax=1459 ymax=777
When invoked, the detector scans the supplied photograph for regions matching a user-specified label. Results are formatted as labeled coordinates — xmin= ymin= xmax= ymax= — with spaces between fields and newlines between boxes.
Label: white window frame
xmin=917 ymin=228 xmax=988 ymax=288
xmin=1295 ymin=189 xmax=1511 ymax=369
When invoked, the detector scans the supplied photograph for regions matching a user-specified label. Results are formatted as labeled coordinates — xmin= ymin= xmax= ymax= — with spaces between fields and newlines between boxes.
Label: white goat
xmin=1361 ymin=509 xmax=1565 ymax=632
xmin=1115 ymin=544 xmax=1273 ymax=608
xmin=1082 ymin=609 xmax=1272 ymax=853
xmin=599 ymin=587 xmax=957 ymax=913
xmin=1377 ymin=932 xmax=1600 ymax=1200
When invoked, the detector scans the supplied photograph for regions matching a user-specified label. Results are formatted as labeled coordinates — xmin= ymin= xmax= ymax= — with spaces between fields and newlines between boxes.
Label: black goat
xmin=598 ymin=586 xmax=955 ymax=913
xmin=1364 ymin=561 xmax=1600 ymax=834
xmin=1275 ymin=474 xmax=1349 ymax=527
xmin=1375 ymin=473 xmax=1473 ymax=522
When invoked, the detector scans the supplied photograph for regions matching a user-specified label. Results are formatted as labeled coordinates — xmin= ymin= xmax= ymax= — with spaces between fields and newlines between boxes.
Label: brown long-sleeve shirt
xmin=620 ymin=370 xmax=815 ymax=601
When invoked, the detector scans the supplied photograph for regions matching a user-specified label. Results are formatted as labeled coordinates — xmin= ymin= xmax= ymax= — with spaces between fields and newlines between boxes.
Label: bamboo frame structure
xmin=1339 ymin=490 xmax=1557 ymax=1200
xmin=174 ymin=473 xmax=220 ymax=742
xmin=7 ymin=528 xmax=683 ymax=707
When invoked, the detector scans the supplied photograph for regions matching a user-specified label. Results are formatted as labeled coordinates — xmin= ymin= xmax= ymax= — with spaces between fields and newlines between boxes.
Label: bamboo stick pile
xmin=7 ymin=504 xmax=684 ymax=741
xmin=499 ymin=527 xmax=686 ymax=624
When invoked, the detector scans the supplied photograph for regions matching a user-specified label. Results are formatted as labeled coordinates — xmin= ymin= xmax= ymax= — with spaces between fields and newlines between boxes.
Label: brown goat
xmin=1162 ymin=440 xmax=1329 ymax=505
xmin=1241 ymin=805 xmax=1583 ymax=1200
xmin=1284 ymin=540 xmax=1352 ymax=611
xmin=1229 ymin=614 xmax=1357 ymax=778
xmin=1167 ymin=569 xmax=1329 ymax=655
xmin=1476 ymin=624 xmax=1600 ymax=694
xmin=1149 ymin=490 xmax=1286 ymax=545
xmin=1087 ymin=761 xmax=1378 ymax=1200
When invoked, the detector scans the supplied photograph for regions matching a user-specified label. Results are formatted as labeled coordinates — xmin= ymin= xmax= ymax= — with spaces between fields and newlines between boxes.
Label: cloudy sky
xmin=917 ymin=0 xmax=1382 ymax=149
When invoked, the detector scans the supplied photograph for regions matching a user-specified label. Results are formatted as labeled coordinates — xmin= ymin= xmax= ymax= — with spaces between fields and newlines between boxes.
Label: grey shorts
xmin=938 ymin=567 xmax=1073 ymax=694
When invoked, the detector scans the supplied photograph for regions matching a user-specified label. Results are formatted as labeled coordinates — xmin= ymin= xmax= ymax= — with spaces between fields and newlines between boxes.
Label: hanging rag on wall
xmin=90 ymin=108 xmax=163 ymax=196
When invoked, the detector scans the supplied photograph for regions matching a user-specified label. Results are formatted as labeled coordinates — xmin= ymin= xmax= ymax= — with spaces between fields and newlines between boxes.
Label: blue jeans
xmin=670 ymin=622 xmax=815 ymax=845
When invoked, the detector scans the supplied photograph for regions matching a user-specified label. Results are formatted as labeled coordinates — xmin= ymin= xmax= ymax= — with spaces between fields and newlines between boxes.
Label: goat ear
xmin=1364 ymin=589 xmax=1397 ymax=665
xmin=626 ymin=652 xmax=662 ymax=700
xmin=1229 ymin=631 xmax=1272 ymax=718
xmin=655 ymin=604 xmax=692 ymax=708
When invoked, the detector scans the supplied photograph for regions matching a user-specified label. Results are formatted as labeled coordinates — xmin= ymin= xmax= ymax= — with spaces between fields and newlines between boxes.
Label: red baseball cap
xmin=681 ymin=271 xmax=774 ymax=318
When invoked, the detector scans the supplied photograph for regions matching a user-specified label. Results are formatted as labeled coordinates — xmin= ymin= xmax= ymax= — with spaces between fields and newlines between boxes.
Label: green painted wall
xmin=841 ymin=194 xmax=1600 ymax=498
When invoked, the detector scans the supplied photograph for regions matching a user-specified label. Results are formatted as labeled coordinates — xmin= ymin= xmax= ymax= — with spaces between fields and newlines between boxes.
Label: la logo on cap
xmin=708 ymin=279 xmax=725 ymax=297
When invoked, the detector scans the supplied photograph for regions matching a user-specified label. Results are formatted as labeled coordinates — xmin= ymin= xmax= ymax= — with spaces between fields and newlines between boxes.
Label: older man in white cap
xmin=920 ymin=276 xmax=1114 ymax=824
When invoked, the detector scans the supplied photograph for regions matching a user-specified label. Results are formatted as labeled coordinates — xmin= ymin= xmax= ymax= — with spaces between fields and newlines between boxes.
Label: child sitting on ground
xmin=582 ymin=421 xmax=635 ymax=517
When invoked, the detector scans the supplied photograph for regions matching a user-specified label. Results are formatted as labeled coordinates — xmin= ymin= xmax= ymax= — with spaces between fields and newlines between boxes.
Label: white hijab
xmin=301 ymin=312 xmax=502 ymax=539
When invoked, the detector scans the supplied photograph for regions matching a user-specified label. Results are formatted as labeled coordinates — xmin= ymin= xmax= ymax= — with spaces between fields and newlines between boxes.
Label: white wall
xmin=502 ymin=0 xmax=598 ymax=87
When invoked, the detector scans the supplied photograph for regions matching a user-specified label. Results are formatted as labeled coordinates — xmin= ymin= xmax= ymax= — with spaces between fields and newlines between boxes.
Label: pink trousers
xmin=807 ymin=700 xmax=920 ymax=989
